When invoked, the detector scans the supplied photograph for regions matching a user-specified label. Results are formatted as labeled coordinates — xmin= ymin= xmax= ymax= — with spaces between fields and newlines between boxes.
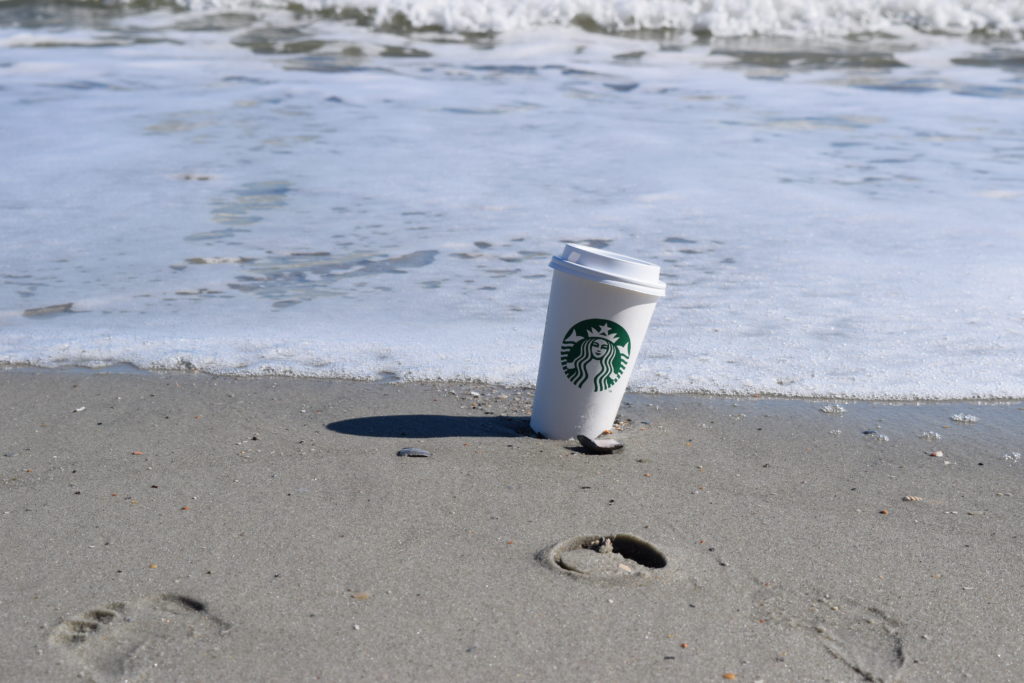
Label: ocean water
xmin=1 ymin=0 xmax=1023 ymax=399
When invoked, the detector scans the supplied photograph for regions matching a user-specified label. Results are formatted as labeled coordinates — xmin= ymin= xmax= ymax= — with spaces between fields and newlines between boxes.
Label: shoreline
xmin=4 ymin=362 xmax=1024 ymax=405
xmin=1 ymin=369 xmax=1022 ymax=681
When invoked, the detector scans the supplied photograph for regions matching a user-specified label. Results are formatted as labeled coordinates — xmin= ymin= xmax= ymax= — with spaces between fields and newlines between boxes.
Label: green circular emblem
xmin=559 ymin=319 xmax=632 ymax=392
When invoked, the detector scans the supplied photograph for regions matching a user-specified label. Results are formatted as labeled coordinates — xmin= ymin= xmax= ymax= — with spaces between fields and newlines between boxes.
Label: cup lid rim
xmin=550 ymin=243 xmax=666 ymax=296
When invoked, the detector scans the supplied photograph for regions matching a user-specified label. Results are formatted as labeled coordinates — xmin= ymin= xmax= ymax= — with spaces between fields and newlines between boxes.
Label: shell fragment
xmin=397 ymin=447 xmax=432 ymax=458
xmin=577 ymin=434 xmax=624 ymax=454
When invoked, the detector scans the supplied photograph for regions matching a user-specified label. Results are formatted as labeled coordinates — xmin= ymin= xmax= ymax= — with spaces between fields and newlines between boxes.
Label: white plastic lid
xmin=550 ymin=243 xmax=667 ymax=297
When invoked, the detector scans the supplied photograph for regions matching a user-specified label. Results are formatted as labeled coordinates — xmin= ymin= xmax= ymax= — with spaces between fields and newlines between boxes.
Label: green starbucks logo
xmin=560 ymin=319 xmax=631 ymax=392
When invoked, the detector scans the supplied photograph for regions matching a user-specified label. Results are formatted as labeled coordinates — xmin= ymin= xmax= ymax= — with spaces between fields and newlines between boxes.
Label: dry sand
xmin=1 ymin=368 xmax=1022 ymax=681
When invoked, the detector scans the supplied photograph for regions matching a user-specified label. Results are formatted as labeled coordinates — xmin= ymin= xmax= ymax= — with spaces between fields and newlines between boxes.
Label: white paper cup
xmin=530 ymin=243 xmax=666 ymax=440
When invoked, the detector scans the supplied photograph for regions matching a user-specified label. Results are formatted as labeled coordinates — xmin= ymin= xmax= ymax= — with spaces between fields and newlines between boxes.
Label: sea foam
xmin=1 ymin=4 xmax=1023 ymax=399
xmin=104 ymin=0 xmax=1024 ymax=36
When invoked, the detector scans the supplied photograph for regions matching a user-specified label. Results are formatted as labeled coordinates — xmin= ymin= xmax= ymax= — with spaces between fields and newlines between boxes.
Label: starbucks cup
xmin=530 ymin=243 xmax=666 ymax=440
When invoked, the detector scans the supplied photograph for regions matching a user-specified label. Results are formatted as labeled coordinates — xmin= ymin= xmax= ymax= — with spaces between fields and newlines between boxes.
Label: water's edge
xmin=4 ymin=362 xmax=1022 ymax=404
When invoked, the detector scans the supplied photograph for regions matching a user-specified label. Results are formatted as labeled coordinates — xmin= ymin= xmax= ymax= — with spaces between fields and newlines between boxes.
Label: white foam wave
xmin=122 ymin=0 xmax=1024 ymax=36
xmin=3 ymin=8 xmax=1023 ymax=399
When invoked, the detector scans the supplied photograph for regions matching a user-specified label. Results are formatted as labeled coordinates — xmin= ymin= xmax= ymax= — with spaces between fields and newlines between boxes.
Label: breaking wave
xmin=38 ymin=0 xmax=1024 ymax=37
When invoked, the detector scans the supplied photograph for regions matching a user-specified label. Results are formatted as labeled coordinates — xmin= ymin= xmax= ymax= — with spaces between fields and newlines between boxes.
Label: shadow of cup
xmin=326 ymin=414 xmax=530 ymax=439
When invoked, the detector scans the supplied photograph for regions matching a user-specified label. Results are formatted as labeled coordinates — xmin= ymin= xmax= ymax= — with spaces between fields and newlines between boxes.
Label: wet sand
xmin=1 ymin=369 xmax=1022 ymax=681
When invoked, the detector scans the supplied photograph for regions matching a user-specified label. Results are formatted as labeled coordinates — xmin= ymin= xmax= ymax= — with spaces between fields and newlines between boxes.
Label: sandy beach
xmin=1 ymin=368 xmax=1021 ymax=681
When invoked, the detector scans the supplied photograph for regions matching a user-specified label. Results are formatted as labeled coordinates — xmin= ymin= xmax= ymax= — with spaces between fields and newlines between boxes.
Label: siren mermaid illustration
xmin=560 ymin=320 xmax=631 ymax=392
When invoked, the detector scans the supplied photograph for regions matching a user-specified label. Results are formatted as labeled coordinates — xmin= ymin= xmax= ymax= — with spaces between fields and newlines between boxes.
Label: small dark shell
xmin=397 ymin=447 xmax=432 ymax=458
xmin=576 ymin=434 xmax=624 ymax=454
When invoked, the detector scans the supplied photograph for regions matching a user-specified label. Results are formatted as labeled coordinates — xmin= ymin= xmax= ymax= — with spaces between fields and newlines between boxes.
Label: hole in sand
xmin=546 ymin=533 xmax=668 ymax=580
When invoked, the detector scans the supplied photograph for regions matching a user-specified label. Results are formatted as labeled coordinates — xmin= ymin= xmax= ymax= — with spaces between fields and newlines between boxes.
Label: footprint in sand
xmin=539 ymin=534 xmax=906 ymax=680
xmin=49 ymin=594 xmax=230 ymax=682
xmin=754 ymin=588 xmax=905 ymax=682
xmin=540 ymin=533 xmax=671 ymax=583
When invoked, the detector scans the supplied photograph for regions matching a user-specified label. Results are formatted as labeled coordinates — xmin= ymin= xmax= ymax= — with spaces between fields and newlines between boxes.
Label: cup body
xmin=530 ymin=244 xmax=665 ymax=440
